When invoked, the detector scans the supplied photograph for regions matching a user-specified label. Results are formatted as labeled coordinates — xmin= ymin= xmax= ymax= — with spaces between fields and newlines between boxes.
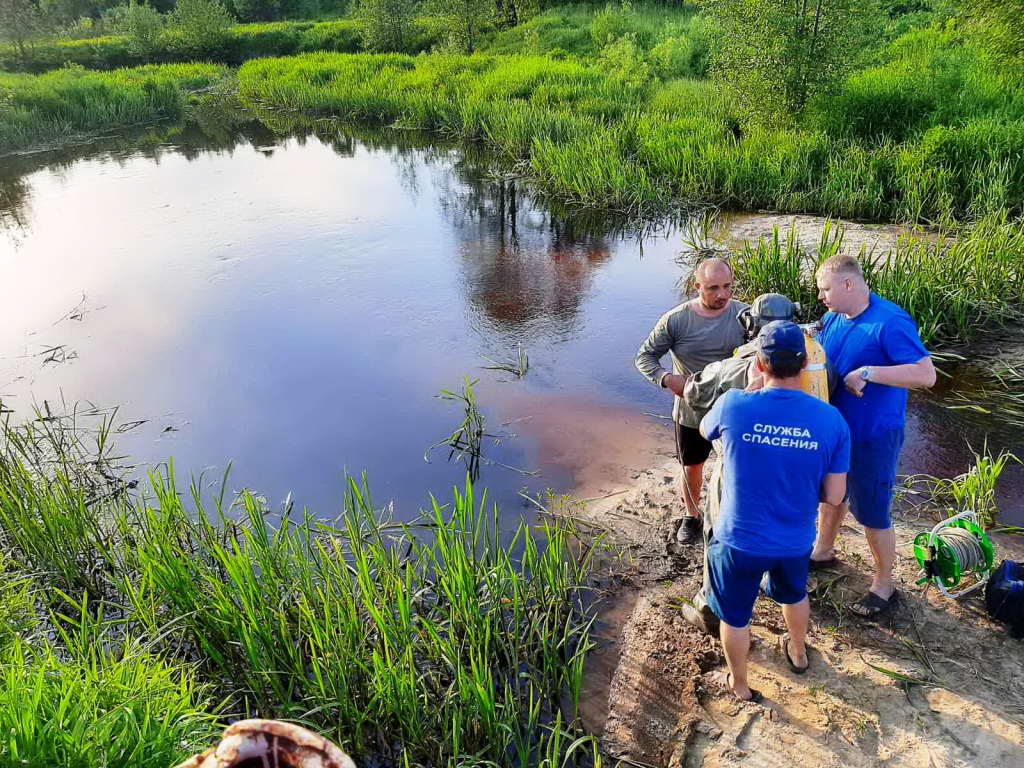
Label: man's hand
xmin=744 ymin=358 xmax=764 ymax=392
xmin=844 ymin=368 xmax=867 ymax=397
xmin=663 ymin=373 xmax=689 ymax=397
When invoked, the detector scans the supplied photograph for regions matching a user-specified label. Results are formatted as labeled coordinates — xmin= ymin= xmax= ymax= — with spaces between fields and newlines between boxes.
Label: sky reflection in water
xmin=0 ymin=125 xmax=1021 ymax=525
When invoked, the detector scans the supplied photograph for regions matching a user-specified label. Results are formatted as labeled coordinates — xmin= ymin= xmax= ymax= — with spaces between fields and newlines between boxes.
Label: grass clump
xmin=0 ymin=409 xmax=602 ymax=766
xmin=0 ymin=62 xmax=228 ymax=154
xmin=902 ymin=444 xmax=1021 ymax=528
xmin=731 ymin=215 xmax=1024 ymax=348
xmin=0 ymin=551 xmax=218 ymax=768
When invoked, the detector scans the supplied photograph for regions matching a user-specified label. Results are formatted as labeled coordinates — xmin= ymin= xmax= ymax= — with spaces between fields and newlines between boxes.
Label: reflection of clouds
xmin=483 ymin=386 xmax=669 ymax=498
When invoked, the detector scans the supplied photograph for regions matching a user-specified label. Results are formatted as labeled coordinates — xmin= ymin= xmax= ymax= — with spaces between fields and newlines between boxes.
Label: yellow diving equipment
xmin=800 ymin=327 xmax=829 ymax=402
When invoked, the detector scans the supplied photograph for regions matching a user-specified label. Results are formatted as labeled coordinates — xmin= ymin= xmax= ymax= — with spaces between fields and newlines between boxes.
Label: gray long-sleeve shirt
xmin=635 ymin=299 xmax=749 ymax=427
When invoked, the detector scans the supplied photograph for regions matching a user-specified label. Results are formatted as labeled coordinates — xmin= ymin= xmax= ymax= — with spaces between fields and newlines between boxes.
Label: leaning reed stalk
xmin=0 ymin=409 xmax=601 ymax=767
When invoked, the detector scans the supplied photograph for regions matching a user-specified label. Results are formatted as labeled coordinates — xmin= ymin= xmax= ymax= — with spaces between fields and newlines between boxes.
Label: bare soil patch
xmin=575 ymin=457 xmax=1024 ymax=767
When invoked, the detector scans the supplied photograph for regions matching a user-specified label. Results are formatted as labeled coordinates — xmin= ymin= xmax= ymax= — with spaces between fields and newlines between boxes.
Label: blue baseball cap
xmin=757 ymin=320 xmax=806 ymax=363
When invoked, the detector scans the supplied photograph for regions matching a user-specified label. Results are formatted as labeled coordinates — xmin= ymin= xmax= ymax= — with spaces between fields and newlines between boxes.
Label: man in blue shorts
xmin=810 ymin=255 xmax=936 ymax=618
xmin=701 ymin=321 xmax=850 ymax=702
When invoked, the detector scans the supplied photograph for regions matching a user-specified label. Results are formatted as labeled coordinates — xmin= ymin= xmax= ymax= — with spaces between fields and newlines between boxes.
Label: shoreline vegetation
xmin=2 ymin=1 xmax=1024 ymax=765
xmin=0 ymin=412 xmax=602 ymax=767
xmin=2 ymin=4 xmax=1023 ymax=224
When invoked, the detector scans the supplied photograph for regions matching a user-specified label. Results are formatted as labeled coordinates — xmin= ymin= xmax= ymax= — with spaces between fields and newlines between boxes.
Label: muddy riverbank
xmin=572 ymin=454 xmax=1024 ymax=767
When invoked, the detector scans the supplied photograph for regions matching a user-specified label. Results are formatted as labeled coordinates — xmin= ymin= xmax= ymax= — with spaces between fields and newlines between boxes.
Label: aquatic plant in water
xmin=0 ymin=408 xmax=600 ymax=767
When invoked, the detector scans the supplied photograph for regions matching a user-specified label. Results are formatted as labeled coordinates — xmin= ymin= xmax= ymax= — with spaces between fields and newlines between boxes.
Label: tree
xmin=431 ymin=0 xmax=491 ymax=53
xmin=230 ymin=0 xmax=280 ymax=21
xmin=702 ymin=0 xmax=882 ymax=119
xmin=116 ymin=0 xmax=164 ymax=56
xmin=167 ymin=0 xmax=233 ymax=56
xmin=356 ymin=0 xmax=417 ymax=52
xmin=0 ymin=0 xmax=45 ymax=57
xmin=960 ymin=0 xmax=1024 ymax=69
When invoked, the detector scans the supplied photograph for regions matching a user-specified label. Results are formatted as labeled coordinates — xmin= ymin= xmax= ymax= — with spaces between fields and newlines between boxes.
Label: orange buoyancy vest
xmin=801 ymin=327 xmax=829 ymax=402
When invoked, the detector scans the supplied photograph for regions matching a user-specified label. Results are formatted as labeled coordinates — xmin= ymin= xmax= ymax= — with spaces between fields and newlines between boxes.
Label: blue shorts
xmin=848 ymin=427 xmax=904 ymax=530
xmin=706 ymin=538 xmax=811 ymax=628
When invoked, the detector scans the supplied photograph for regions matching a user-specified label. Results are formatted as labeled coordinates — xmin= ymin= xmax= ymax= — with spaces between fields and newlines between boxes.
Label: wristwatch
xmin=859 ymin=366 xmax=871 ymax=382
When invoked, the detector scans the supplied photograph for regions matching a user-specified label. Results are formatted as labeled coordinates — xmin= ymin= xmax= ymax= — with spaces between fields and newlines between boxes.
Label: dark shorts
xmin=848 ymin=427 xmax=904 ymax=530
xmin=706 ymin=538 xmax=811 ymax=628
xmin=675 ymin=423 xmax=713 ymax=466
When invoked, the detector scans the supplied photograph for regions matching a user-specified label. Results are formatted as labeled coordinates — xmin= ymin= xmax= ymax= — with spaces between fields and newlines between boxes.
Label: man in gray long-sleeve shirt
xmin=635 ymin=258 xmax=748 ymax=545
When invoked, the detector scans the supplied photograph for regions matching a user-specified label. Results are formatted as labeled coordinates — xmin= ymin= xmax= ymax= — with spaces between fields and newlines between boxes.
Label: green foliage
xmin=0 ymin=555 xmax=36 ymax=653
xmin=599 ymin=33 xmax=651 ymax=88
xmin=818 ymin=28 xmax=1023 ymax=142
xmin=0 ymin=19 xmax=369 ymax=71
xmin=0 ymin=409 xmax=602 ymax=768
xmin=117 ymin=1 xmax=164 ymax=57
xmin=430 ymin=0 xmax=493 ymax=53
xmin=732 ymin=215 xmax=1024 ymax=347
xmin=703 ymin=0 xmax=883 ymax=119
xmin=235 ymin=50 xmax=1024 ymax=220
xmin=0 ymin=635 xmax=218 ymax=767
xmin=0 ymin=0 xmax=47 ymax=57
xmin=960 ymin=0 xmax=1024 ymax=71
xmin=0 ymin=63 xmax=227 ymax=153
xmin=356 ymin=0 xmax=417 ymax=52
xmin=167 ymin=0 xmax=233 ymax=58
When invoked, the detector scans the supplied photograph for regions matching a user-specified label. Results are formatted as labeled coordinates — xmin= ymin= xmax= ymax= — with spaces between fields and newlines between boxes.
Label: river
xmin=1 ymin=120 xmax=1021 ymax=525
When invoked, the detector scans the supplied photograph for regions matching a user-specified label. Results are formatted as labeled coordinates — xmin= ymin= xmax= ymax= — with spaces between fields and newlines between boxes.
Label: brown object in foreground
xmin=173 ymin=719 xmax=357 ymax=768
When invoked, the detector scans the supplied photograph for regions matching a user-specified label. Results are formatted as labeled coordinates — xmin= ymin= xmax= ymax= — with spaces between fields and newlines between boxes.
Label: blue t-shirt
xmin=702 ymin=388 xmax=851 ymax=557
xmin=818 ymin=294 xmax=930 ymax=443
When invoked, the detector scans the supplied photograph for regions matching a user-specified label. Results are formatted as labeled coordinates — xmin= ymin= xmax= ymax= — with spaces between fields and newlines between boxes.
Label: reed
xmin=902 ymin=444 xmax=1021 ymax=528
xmin=0 ymin=410 xmax=600 ymax=767
xmin=731 ymin=215 xmax=1024 ymax=347
xmin=0 ymin=63 xmax=228 ymax=154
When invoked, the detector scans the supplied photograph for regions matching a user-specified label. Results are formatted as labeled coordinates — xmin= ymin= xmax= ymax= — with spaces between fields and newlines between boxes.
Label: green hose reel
xmin=913 ymin=512 xmax=995 ymax=598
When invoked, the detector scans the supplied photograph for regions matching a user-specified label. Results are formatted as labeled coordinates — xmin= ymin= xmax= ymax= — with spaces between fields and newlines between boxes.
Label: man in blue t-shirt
xmin=701 ymin=321 xmax=850 ymax=703
xmin=810 ymin=255 xmax=936 ymax=618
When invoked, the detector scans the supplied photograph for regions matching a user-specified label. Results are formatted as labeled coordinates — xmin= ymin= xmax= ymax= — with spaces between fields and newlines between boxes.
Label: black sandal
xmin=726 ymin=672 xmax=764 ymax=703
xmin=780 ymin=634 xmax=809 ymax=674
xmin=809 ymin=556 xmax=839 ymax=572
xmin=851 ymin=589 xmax=899 ymax=618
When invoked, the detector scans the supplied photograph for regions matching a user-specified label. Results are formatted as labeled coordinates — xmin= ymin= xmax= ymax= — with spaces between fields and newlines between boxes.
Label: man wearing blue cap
xmin=700 ymin=321 xmax=850 ymax=702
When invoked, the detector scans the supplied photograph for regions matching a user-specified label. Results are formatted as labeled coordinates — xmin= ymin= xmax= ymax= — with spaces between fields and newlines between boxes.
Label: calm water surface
xmin=1 ymin=125 xmax=1021 ymax=525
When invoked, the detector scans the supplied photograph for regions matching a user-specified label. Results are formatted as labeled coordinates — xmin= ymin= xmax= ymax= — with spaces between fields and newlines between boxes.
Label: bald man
xmin=636 ymin=258 xmax=749 ymax=545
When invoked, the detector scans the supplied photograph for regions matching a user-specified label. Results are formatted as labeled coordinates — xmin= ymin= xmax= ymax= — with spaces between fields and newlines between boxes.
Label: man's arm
xmin=844 ymin=356 xmax=935 ymax=396
xmin=821 ymin=473 xmax=847 ymax=506
xmin=636 ymin=306 xmax=688 ymax=395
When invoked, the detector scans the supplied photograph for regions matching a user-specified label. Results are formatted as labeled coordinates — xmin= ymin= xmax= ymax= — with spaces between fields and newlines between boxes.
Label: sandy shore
xmin=570 ymin=454 xmax=1024 ymax=768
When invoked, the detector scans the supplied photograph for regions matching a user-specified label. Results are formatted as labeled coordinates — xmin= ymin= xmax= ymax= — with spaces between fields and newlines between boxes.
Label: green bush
xmin=649 ymin=33 xmax=693 ymax=79
xmin=818 ymin=28 xmax=1022 ymax=142
xmin=166 ymin=0 xmax=234 ymax=59
xmin=599 ymin=34 xmax=651 ymax=88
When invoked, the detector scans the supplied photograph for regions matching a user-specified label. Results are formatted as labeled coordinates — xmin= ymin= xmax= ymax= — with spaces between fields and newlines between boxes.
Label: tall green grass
xmin=0 ymin=411 xmax=602 ymax=766
xmin=0 ymin=552 xmax=219 ymax=767
xmin=236 ymin=50 xmax=1024 ymax=221
xmin=731 ymin=215 xmax=1024 ymax=348
xmin=0 ymin=63 xmax=228 ymax=154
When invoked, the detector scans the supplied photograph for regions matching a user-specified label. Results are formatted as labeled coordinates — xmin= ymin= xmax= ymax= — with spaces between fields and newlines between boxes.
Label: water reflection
xmin=0 ymin=109 xmax=1021 ymax=525
xmin=0 ymin=176 xmax=31 ymax=247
